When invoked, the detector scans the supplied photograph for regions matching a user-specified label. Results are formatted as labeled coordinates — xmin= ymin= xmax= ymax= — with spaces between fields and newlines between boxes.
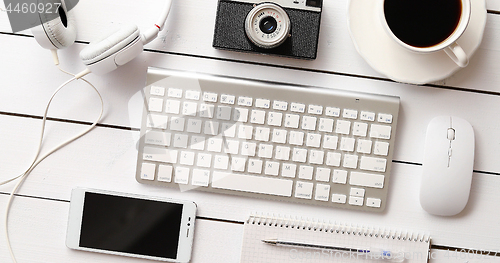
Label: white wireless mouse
xmin=420 ymin=116 xmax=475 ymax=216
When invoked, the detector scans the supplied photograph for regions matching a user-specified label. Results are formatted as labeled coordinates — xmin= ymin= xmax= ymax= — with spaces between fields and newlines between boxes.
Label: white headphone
xmin=31 ymin=0 xmax=172 ymax=75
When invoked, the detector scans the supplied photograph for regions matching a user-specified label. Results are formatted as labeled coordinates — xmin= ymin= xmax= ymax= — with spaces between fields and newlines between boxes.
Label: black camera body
xmin=213 ymin=0 xmax=323 ymax=60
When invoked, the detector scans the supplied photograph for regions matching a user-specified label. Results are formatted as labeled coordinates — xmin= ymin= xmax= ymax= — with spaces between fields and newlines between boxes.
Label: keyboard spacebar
xmin=212 ymin=172 xmax=293 ymax=197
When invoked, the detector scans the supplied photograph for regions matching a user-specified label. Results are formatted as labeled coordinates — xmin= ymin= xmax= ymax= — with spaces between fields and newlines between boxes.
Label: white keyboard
xmin=136 ymin=68 xmax=400 ymax=212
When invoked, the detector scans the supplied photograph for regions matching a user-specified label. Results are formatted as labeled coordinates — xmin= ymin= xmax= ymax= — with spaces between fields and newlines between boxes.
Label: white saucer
xmin=347 ymin=0 xmax=487 ymax=84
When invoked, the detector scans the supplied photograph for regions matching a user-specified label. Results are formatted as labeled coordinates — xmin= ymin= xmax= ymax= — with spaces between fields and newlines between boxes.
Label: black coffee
xmin=384 ymin=0 xmax=462 ymax=48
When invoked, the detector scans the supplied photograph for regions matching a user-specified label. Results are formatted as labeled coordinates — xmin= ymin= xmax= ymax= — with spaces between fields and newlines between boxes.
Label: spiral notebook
xmin=240 ymin=215 xmax=431 ymax=263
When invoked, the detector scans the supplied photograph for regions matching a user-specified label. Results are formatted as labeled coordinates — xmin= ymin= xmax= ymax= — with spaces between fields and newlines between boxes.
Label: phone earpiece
xmin=32 ymin=0 xmax=76 ymax=50
xmin=79 ymin=24 xmax=143 ymax=75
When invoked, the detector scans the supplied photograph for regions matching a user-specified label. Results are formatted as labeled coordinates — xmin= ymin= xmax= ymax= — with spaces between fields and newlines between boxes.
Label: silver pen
xmin=262 ymin=239 xmax=405 ymax=262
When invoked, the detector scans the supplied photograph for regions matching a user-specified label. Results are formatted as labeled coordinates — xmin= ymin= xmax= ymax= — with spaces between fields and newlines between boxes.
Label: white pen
xmin=262 ymin=239 xmax=406 ymax=262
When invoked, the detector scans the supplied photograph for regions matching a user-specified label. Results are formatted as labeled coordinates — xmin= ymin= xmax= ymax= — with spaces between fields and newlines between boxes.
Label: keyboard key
xmin=326 ymin=107 xmax=341 ymax=117
xmin=204 ymin=121 xmax=219 ymax=135
xmin=231 ymin=157 xmax=246 ymax=172
xmin=360 ymin=156 xmax=387 ymax=172
xmin=255 ymin=127 xmax=270 ymax=141
xmin=258 ymin=144 xmax=273 ymax=158
xmin=350 ymin=188 xmax=365 ymax=197
xmin=298 ymin=165 xmax=313 ymax=180
xmin=292 ymin=148 xmax=307 ymax=163
xmin=224 ymin=140 xmax=239 ymax=154
xmin=273 ymin=100 xmax=288 ymax=111
xmin=323 ymin=135 xmax=338 ymax=150
xmin=308 ymin=105 xmax=323 ymax=115
xmin=289 ymin=131 xmax=304 ymax=146
xmin=250 ymin=110 xmax=266 ymax=124
xmin=146 ymin=114 xmax=168 ymax=129
xmin=165 ymin=99 xmax=181 ymax=114
xmin=290 ymin=103 xmax=306 ymax=113
xmin=306 ymin=133 xmax=321 ymax=148
xmin=335 ymin=120 xmax=351 ymax=135
xmin=378 ymin=113 xmax=393 ymax=124
xmin=340 ymin=137 xmax=356 ymax=152
xmin=140 ymin=163 xmax=156 ymax=180
xmin=212 ymin=172 xmax=293 ymax=197
xmin=315 ymin=168 xmax=331 ymax=182
xmin=332 ymin=170 xmax=348 ymax=184
xmin=203 ymin=92 xmax=218 ymax=102
xmin=192 ymin=169 xmax=210 ymax=187
xmin=357 ymin=139 xmax=372 ymax=154
xmin=186 ymin=119 xmax=202 ymax=134
xmin=284 ymin=114 xmax=300 ymax=128
xmin=221 ymin=123 xmax=236 ymax=138
xmin=302 ymin=116 xmax=317 ymax=131
xmin=318 ymin=118 xmax=334 ymax=132
xmin=282 ymin=163 xmax=297 ymax=178
xmin=179 ymin=151 xmax=195 ymax=166
xmin=241 ymin=142 xmax=257 ymax=156
xmin=332 ymin=194 xmax=347 ymax=204
xmin=366 ymin=198 xmax=382 ymax=208
xmin=238 ymin=96 xmax=253 ymax=106
xmin=170 ymin=117 xmax=185 ymax=131
xmin=352 ymin=122 xmax=368 ymax=137
xmin=168 ymin=88 xmax=182 ymax=98
xmin=213 ymin=155 xmax=229 ymax=169
xmin=199 ymin=104 xmax=215 ymax=118
xmin=343 ymin=154 xmax=358 ymax=169
xmin=349 ymin=196 xmax=364 ymax=206
xmin=309 ymin=150 xmax=324 ymax=165
xmin=150 ymin=86 xmax=165 ymax=96
xmin=196 ymin=153 xmax=212 ymax=167
xmin=185 ymin=90 xmax=201 ymax=100
xmin=326 ymin=152 xmax=341 ymax=167
xmin=275 ymin=146 xmax=290 ymax=160
xmin=255 ymin=99 xmax=270 ymax=109
xmin=148 ymin=97 xmax=163 ymax=112
xmin=248 ymin=159 xmax=263 ymax=174
xmin=238 ymin=125 xmax=253 ymax=140
xmin=370 ymin=124 xmax=392 ymax=140
xmin=233 ymin=108 xmax=249 ymax=122
xmin=343 ymin=109 xmax=358 ymax=119
xmin=158 ymin=165 xmax=173 ymax=182
xmin=174 ymin=167 xmax=190 ymax=184
xmin=295 ymin=181 xmax=313 ymax=199
xmin=217 ymin=106 xmax=232 ymax=120
xmin=143 ymin=147 xmax=178 ymax=164
xmin=221 ymin=94 xmax=235 ymax=104
xmin=272 ymin=129 xmax=287 ymax=144
xmin=374 ymin=141 xmax=390 ymax=156
xmin=315 ymin=184 xmax=330 ymax=201
xmin=207 ymin=138 xmax=223 ymax=152
xmin=350 ymin=172 xmax=385 ymax=188
xmin=173 ymin=134 xmax=189 ymax=148
xmin=265 ymin=161 xmax=280 ymax=176
xmin=145 ymin=130 xmax=171 ymax=146
xmin=360 ymin=111 xmax=375 ymax=121
xmin=267 ymin=112 xmax=283 ymax=126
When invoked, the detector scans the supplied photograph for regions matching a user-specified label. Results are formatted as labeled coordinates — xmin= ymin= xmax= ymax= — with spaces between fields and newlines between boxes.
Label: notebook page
xmin=240 ymin=215 xmax=430 ymax=263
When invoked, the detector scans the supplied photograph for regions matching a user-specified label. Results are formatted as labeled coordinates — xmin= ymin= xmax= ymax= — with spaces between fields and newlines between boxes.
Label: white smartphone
xmin=66 ymin=188 xmax=196 ymax=262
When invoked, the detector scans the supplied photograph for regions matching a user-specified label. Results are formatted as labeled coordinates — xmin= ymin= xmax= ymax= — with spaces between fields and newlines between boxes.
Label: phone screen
xmin=79 ymin=192 xmax=184 ymax=259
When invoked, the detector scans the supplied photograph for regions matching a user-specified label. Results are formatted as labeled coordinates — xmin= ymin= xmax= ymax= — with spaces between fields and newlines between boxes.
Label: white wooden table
xmin=1 ymin=0 xmax=500 ymax=262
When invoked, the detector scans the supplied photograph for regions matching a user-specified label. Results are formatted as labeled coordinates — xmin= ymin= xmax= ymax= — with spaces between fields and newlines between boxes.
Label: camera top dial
xmin=245 ymin=3 xmax=291 ymax=49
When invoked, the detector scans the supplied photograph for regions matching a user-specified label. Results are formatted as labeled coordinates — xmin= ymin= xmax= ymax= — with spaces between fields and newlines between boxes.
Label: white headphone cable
xmin=4 ymin=57 xmax=103 ymax=263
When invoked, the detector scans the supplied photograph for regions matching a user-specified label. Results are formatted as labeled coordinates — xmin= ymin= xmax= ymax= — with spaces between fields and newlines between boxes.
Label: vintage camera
xmin=213 ymin=0 xmax=323 ymax=60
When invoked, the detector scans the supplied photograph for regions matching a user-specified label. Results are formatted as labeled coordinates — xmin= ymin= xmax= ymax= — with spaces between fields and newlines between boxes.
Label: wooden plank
xmin=1 ymin=194 xmax=500 ymax=263
xmin=0 ymin=1 xmax=499 ymax=93
xmin=1 ymin=115 xmax=500 ymax=251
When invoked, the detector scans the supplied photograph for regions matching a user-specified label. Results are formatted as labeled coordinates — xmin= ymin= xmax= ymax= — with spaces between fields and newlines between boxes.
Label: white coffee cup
xmin=380 ymin=0 xmax=471 ymax=67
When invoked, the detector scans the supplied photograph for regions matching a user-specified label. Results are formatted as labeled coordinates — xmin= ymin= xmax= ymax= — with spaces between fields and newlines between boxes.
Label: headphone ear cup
xmin=32 ymin=0 xmax=76 ymax=50
xmin=79 ymin=24 xmax=140 ymax=65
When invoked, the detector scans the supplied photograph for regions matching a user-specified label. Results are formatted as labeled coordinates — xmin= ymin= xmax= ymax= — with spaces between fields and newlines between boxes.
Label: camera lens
xmin=259 ymin=16 xmax=278 ymax=34
xmin=245 ymin=3 xmax=291 ymax=49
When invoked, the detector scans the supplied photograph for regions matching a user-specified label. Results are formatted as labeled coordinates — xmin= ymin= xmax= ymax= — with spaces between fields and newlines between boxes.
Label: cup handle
xmin=444 ymin=42 xmax=469 ymax=68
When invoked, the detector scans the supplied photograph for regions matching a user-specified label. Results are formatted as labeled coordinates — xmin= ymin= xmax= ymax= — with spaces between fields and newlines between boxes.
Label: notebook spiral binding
xmin=247 ymin=214 xmax=431 ymax=243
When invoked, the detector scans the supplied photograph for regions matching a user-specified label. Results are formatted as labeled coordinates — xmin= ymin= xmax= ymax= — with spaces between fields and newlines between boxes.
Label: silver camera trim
xmin=244 ymin=3 xmax=291 ymax=49
xmin=228 ymin=0 xmax=321 ymax=12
